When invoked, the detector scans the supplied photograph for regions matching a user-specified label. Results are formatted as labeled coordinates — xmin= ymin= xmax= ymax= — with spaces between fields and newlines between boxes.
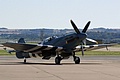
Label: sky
xmin=0 ymin=0 xmax=120 ymax=29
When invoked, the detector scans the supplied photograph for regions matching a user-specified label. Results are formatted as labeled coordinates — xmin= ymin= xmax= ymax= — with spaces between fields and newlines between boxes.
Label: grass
xmin=113 ymin=44 xmax=120 ymax=47
xmin=76 ymin=51 xmax=120 ymax=55
xmin=0 ymin=50 xmax=15 ymax=56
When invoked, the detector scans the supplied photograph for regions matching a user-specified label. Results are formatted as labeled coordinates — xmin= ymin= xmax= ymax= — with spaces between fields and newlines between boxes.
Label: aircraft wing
xmin=74 ymin=44 xmax=115 ymax=52
xmin=2 ymin=42 xmax=63 ymax=53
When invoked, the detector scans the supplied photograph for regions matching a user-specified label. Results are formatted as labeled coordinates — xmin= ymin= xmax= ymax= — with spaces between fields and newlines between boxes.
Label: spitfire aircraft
xmin=2 ymin=20 xmax=113 ymax=64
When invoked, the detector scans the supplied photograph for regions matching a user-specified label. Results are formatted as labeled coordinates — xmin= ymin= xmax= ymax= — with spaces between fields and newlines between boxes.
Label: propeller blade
xmin=83 ymin=39 xmax=86 ymax=45
xmin=70 ymin=20 xmax=80 ymax=34
xmin=86 ymin=38 xmax=98 ymax=44
xmin=81 ymin=45 xmax=84 ymax=56
xmin=81 ymin=42 xmax=84 ymax=56
xmin=82 ymin=21 xmax=91 ymax=33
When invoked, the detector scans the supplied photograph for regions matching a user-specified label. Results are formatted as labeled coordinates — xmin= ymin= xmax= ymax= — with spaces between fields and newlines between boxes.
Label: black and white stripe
xmin=74 ymin=44 xmax=113 ymax=52
xmin=2 ymin=42 xmax=64 ymax=57
xmin=29 ymin=53 xmax=42 ymax=58
xmin=24 ymin=45 xmax=63 ymax=54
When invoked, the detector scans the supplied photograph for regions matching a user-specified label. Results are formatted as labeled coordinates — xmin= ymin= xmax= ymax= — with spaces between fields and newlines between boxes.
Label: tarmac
xmin=0 ymin=55 xmax=120 ymax=80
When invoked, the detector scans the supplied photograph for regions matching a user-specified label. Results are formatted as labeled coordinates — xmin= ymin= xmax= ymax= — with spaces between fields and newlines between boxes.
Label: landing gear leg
xmin=55 ymin=56 xmax=62 ymax=65
xmin=72 ymin=52 xmax=80 ymax=64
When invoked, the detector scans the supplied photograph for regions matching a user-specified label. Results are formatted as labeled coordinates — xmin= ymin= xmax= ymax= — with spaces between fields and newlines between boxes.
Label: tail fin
xmin=18 ymin=38 xmax=25 ymax=43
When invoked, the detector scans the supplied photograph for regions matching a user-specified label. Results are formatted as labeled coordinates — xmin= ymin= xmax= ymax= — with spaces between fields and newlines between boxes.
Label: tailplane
xmin=18 ymin=38 xmax=25 ymax=43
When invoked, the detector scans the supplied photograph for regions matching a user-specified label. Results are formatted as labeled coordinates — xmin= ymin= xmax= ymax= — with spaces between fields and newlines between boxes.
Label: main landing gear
xmin=55 ymin=56 xmax=80 ymax=64
xmin=55 ymin=56 xmax=62 ymax=65
xmin=24 ymin=57 xmax=26 ymax=64
xmin=73 ymin=56 xmax=80 ymax=64
xmin=55 ymin=55 xmax=80 ymax=64
xmin=73 ymin=52 xmax=80 ymax=64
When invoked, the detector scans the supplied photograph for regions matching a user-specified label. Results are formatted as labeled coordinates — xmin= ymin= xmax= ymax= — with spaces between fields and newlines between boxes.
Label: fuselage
xmin=42 ymin=33 xmax=87 ymax=51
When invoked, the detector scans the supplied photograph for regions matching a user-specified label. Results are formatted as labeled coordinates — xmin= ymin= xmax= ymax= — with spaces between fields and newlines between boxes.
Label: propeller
xmin=106 ymin=46 xmax=109 ymax=50
xmin=81 ymin=42 xmax=84 ymax=56
xmin=83 ymin=39 xmax=86 ymax=45
xmin=82 ymin=21 xmax=91 ymax=33
xmin=70 ymin=20 xmax=91 ymax=34
xmin=70 ymin=20 xmax=80 ymax=34
xmin=70 ymin=20 xmax=91 ymax=56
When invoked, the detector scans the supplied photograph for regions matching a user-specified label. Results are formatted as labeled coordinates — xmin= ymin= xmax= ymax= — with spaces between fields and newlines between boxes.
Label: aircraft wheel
xmin=24 ymin=58 xmax=26 ymax=64
xmin=55 ymin=57 xmax=62 ymax=65
xmin=74 ymin=56 xmax=80 ymax=64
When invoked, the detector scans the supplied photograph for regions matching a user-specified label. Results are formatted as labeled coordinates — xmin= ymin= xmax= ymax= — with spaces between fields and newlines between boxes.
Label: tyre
xmin=55 ymin=57 xmax=61 ymax=64
xmin=74 ymin=57 xmax=80 ymax=64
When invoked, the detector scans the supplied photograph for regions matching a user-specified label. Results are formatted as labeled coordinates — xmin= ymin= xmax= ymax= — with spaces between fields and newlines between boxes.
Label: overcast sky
xmin=0 ymin=0 xmax=120 ymax=29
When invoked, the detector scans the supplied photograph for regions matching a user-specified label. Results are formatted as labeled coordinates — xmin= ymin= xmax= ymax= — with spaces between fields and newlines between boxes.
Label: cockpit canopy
xmin=42 ymin=36 xmax=58 ymax=44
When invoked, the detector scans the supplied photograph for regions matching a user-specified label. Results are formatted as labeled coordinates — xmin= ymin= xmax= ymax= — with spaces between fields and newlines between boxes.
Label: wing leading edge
xmin=2 ymin=43 xmax=63 ymax=53
xmin=74 ymin=44 xmax=115 ymax=52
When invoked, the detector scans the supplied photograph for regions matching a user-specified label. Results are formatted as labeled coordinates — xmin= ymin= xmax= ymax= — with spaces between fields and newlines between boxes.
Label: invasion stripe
xmin=38 ymin=53 xmax=42 ymax=57
xmin=29 ymin=46 xmax=48 ymax=53
xmin=32 ymin=47 xmax=57 ymax=54
xmin=55 ymin=47 xmax=63 ymax=51
xmin=32 ymin=53 xmax=36 ymax=58
xmin=29 ymin=53 xmax=42 ymax=58
xmin=43 ymin=45 xmax=53 ymax=50
xmin=35 ymin=54 xmax=41 ymax=58
xmin=33 ymin=47 xmax=58 ymax=54
xmin=89 ymin=46 xmax=94 ymax=48
xmin=49 ymin=47 xmax=58 ymax=51
xmin=29 ymin=53 xmax=33 ymax=58
xmin=33 ymin=51 xmax=42 ymax=54
xmin=24 ymin=46 xmax=42 ymax=52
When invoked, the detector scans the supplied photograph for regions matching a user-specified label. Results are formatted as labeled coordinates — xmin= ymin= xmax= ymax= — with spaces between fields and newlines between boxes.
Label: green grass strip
xmin=0 ymin=50 xmax=15 ymax=56
xmin=76 ymin=51 xmax=120 ymax=55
